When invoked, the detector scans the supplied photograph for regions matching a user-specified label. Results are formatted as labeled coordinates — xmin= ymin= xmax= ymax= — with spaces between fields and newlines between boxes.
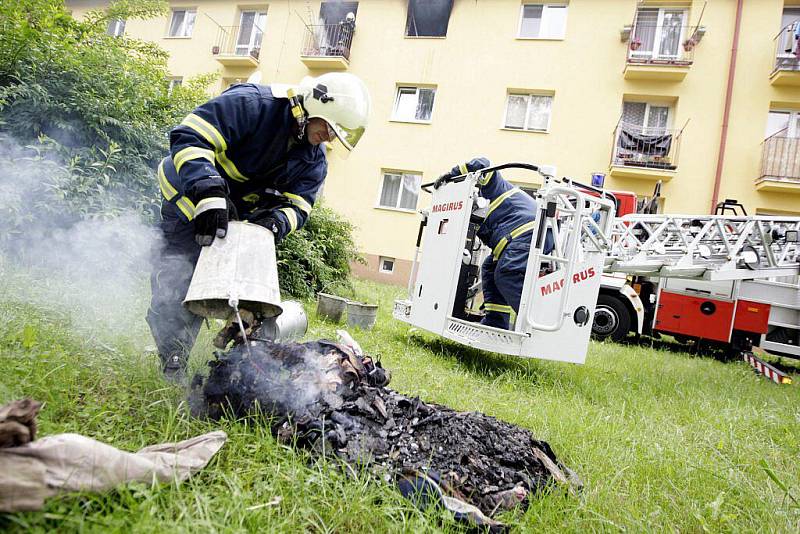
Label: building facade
xmin=68 ymin=0 xmax=800 ymax=284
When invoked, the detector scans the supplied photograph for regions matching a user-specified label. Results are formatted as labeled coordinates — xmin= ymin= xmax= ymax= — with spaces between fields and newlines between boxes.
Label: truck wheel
xmin=592 ymin=294 xmax=631 ymax=342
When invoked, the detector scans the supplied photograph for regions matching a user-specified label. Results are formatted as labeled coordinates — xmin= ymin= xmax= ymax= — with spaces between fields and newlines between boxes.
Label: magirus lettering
xmin=431 ymin=201 xmax=464 ymax=213
xmin=539 ymin=267 xmax=596 ymax=296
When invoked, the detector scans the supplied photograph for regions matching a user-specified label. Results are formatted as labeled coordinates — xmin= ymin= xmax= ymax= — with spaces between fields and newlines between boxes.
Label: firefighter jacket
xmin=441 ymin=157 xmax=539 ymax=260
xmin=157 ymin=83 xmax=327 ymax=240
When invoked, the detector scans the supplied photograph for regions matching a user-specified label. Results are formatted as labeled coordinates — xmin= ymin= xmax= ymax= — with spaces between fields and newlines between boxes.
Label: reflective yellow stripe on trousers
xmin=492 ymin=220 xmax=537 ymax=260
xmin=484 ymin=303 xmax=513 ymax=314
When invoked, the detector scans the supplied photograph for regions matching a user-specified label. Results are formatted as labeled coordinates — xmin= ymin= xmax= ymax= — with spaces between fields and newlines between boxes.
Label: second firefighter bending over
xmin=436 ymin=157 xmax=554 ymax=330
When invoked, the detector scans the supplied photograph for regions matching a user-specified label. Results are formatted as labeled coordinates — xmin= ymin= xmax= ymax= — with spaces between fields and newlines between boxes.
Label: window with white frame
xmin=378 ymin=256 xmax=395 ymax=274
xmin=765 ymin=109 xmax=800 ymax=139
xmin=631 ymin=8 xmax=686 ymax=60
xmin=393 ymin=86 xmax=436 ymax=123
xmin=236 ymin=10 xmax=267 ymax=56
xmin=106 ymin=18 xmax=126 ymax=37
xmin=621 ymin=101 xmax=671 ymax=134
xmin=378 ymin=171 xmax=421 ymax=211
xmin=518 ymin=4 xmax=567 ymax=39
xmin=168 ymin=8 xmax=197 ymax=37
xmin=504 ymin=93 xmax=553 ymax=132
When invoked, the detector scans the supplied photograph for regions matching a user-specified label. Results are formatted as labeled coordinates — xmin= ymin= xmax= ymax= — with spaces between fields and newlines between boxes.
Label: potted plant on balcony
xmin=682 ymin=37 xmax=697 ymax=52
xmin=250 ymin=47 xmax=260 ymax=60
xmin=212 ymin=45 xmax=220 ymax=55
xmin=630 ymin=38 xmax=642 ymax=51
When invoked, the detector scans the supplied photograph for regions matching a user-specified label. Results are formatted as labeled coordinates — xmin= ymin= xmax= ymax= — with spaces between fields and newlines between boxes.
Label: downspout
xmin=710 ymin=0 xmax=743 ymax=213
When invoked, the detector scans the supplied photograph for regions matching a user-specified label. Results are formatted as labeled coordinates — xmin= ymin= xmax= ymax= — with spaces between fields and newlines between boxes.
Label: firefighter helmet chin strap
xmin=286 ymin=88 xmax=308 ymax=141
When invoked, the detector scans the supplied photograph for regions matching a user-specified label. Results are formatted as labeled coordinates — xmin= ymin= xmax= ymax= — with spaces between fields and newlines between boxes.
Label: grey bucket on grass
xmin=346 ymin=301 xmax=378 ymax=330
xmin=317 ymin=293 xmax=348 ymax=322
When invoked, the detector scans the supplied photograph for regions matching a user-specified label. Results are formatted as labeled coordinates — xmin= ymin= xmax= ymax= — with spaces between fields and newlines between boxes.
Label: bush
xmin=277 ymin=205 xmax=363 ymax=298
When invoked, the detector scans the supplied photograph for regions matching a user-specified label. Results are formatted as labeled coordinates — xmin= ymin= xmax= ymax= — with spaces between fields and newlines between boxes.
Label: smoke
xmin=191 ymin=342 xmax=343 ymax=421
xmin=0 ymin=136 xmax=162 ymax=349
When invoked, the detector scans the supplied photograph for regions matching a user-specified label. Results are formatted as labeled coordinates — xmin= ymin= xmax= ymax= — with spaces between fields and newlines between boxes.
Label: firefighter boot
xmin=160 ymin=352 xmax=187 ymax=384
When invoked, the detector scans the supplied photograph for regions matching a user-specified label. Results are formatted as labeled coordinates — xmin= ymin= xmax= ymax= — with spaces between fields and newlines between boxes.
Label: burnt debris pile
xmin=191 ymin=340 xmax=578 ymax=522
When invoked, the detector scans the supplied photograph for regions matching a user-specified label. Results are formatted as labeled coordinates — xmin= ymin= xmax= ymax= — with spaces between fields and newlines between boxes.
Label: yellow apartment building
xmin=68 ymin=0 xmax=800 ymax=285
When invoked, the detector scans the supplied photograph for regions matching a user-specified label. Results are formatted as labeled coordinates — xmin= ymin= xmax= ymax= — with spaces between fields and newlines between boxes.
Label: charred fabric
xmin=191 ymin=339 xmax=579 ymax=524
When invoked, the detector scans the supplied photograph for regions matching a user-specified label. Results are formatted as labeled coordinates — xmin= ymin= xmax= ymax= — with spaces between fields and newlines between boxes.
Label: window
xmin=378 ymin=256 xmax=395 ymax=274
xmin=167 ymin=77 xmax=183 ymax=95
xmin=393 ymin=86 xmax=436 ymax=123
xmin=621 ymin=101 xmax=670 ymax=134
xmin=378 ymin=171 xmax=421 ymax=211
xmin=106 ymin=18 xmax=126 ymax=37
xmin=504 ymin=93 xmax=553 ymax=132
xmin=765 ymin=110 xmax=800 ymax=139
xmin=631 ymin=8 xmax=686 ymax=60
xmin=236 ymin=10 xmax=267 ymax=56
xmin=518 ymin=4 xmax=567 ymax=39
xmin=406 ymin=0 xmax=453 ymax=37
xmin=168 ymin=8 xmax=196 ymax=37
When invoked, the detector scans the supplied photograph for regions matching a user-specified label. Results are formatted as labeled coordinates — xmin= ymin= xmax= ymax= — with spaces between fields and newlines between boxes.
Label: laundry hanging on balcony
xmin=618 ymin=129 xmax=673 ymax=157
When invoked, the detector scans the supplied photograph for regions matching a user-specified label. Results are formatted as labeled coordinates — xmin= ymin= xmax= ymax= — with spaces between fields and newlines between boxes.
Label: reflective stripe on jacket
xmin=163 ymin=83 xmax=327 ymax=239
xmin=442 ymin=157 xmax=538 ymax=258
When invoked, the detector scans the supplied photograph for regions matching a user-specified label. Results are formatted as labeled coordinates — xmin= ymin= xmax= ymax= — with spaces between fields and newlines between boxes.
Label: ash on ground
xmin=191 ymin=340 xmax=579 ymax=524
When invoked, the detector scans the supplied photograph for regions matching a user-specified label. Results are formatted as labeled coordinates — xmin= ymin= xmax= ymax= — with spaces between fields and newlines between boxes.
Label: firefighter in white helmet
xmin=147 ymin=72 xmax=371 ymax=380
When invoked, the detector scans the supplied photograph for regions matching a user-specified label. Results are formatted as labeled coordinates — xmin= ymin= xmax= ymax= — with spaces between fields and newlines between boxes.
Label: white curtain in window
xmin=658 ymin=10 xmax=683 ymax=58
xmin=632 ymin=8 xmax=658 ymax=53
xmin=399 ymin=174 xmax=421 ymax=210
xmin=380 ymin=173 xmax=401 ymax=207
xmin=765 ymin=111 xmax=790 ymax=138
xmin=169 ymin=10 xmax=195 ymax=37
xmin=415 ymin=88 xmax=435 ymax=121
xmin=526 ymin=95 xmax=551 ymax=130
xmin=622 ymin=102 xmax=647 ymax=128
xmin=505 ymin=95 xmax=527 ymax=129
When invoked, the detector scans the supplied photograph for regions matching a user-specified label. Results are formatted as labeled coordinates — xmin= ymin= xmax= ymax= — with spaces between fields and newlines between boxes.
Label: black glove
xmin=193 ymin=191 xmax=237 ymax=246
xmin=433 ymin=173 xmax=450 ymax=190
xmin=251 ymin=215 xmax=282 ymax=244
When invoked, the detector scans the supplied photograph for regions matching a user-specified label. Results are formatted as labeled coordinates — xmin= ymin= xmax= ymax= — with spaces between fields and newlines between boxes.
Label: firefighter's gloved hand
xmin=251 ymin=215 xmax=282 ymax=244
xmin=433 ymin=174 xmax=450 ymax=190
xmin=194 ymin=193 xmax=236 ymax=246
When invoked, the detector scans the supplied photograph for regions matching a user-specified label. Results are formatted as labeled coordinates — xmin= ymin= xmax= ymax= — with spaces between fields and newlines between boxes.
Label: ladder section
xmin=607 ymin=215 xmax=800 ymax=280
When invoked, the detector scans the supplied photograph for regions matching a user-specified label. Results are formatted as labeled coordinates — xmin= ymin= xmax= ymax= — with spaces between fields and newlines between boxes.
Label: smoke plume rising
xmin=0 ymin=136 xmax=161 ymax=349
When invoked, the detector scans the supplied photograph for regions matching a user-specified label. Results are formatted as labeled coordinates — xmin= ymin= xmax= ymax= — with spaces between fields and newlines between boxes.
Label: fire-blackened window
xmin=406 ymin=0 xmax=454 ymax=37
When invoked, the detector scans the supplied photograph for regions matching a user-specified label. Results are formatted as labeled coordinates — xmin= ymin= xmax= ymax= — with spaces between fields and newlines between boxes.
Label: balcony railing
xmin=773 ymin=21 xmax=800 ymax=72
xmin=759 ymin=129 xmax=800 ymax=185
xmin=212 ymin=25 xmax=262 ymax=60
xmin=626 ymin=24 xmax=700 ymax=65
xmin=301 ymin=23 xmax=354 ymax=61
xmin=611 ymin=122 xmax=683 ymax=171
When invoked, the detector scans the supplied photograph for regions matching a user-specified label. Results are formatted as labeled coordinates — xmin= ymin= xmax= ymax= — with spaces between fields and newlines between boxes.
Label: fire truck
xmin=593 ymin=194 xmax=800 ymax=378
xmin=392 ymin=163 xmax=800 ymax=383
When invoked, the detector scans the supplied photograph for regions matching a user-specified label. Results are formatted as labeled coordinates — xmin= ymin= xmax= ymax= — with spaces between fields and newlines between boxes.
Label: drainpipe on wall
xmin=710 ymin=0 xmax=744 ymax=213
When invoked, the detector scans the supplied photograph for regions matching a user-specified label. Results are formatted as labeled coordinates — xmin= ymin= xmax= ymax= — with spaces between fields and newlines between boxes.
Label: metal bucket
xmin=346 ymin=301 xmax=379 ymax=330
xmin=183 ymin=221 xmax=282 ymax=319
xmin=316 ymin=292 xmax=348 ymax=322
xmin=255 ymin=300 xmax=308 ymax=342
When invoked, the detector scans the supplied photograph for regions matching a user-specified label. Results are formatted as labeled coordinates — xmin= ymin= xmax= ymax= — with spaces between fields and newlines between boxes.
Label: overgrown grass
xmin=1 ymin=277 xmax=799 ymax=532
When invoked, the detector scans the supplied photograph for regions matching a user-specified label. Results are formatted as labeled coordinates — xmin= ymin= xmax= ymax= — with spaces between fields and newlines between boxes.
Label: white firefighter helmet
xmin=298 ymin=72 xmax=370 ymax=151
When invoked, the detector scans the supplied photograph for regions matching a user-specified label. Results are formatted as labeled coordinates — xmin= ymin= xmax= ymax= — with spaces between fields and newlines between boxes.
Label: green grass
xmin=1 ymin=275 xmax=799 ymax=533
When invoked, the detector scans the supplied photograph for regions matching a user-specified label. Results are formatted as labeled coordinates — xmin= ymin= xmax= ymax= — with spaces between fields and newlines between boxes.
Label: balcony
xmin=623 ymin=24 xmax=703 ymax=81
xmin=770 ymin=21 xmax=800 ymax=86
xmin=756 ymin=131 xmax=800 ymax=193
xmin=212 ymin=26 xmax=261 ymax=68
xmin=609 ymin=122 xmax=682 ymax=181
xmin=300 ymin=23 xmax=354 ymax=70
